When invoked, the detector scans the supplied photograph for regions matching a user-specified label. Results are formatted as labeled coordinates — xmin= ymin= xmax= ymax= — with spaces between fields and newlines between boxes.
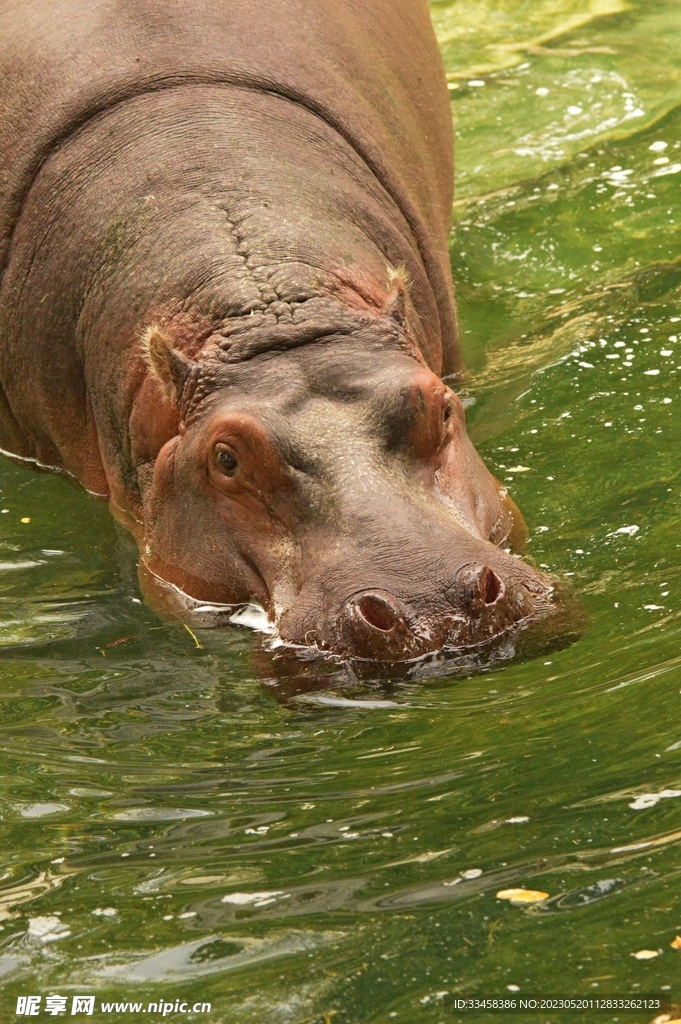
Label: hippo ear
xmin=381 ymin=272 xmax=427 ymax=365
xmin=141 ymin=325 xmax=194 ymax=405
xmin=382 ymin=268 xmax=410 ymax=328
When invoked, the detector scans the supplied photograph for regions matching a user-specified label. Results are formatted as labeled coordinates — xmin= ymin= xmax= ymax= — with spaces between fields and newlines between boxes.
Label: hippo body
xmin=0 ymin=0 xmax=555 ymax=660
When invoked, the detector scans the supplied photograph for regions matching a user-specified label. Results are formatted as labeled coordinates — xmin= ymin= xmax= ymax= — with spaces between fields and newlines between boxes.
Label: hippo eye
xmin=214 ymin=444 xmax=238 ymax=476
xmin=443 ymin=403 xmax=452 ymax=423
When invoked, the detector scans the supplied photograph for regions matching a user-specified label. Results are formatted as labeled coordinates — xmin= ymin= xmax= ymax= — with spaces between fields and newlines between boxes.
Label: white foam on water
xmin=28 ymin=915 xmax=71 ymax=942
xmin=629 ymin=789 xmax=681 ymax=810
xmin=229 ymin=603 xmax=275 ymax=634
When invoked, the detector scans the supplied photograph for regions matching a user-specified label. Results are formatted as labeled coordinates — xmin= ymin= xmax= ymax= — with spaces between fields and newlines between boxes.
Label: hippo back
xmin=0 ymin=0 xmax=456 ymax=368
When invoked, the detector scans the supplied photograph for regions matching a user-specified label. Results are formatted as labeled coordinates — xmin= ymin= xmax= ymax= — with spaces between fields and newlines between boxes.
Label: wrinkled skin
xmin=0 ymin=0 xmax=556 ymax=661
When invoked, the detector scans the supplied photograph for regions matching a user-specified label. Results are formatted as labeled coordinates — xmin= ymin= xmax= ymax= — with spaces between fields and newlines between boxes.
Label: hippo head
xmin=135 ymin=290 xmax=555 ymax=662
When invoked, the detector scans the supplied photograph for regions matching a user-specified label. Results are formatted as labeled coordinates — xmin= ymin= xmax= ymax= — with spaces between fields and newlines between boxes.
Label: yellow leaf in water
xmin=20 ymin=517 xmax=30 ymax=523
xmin=496 ymin=888 xmax=549 ymax=904
xmin=671 ymin=935 xmax=681 ymax=949
xmin=631 ymin=949 xmax=659 ymax=960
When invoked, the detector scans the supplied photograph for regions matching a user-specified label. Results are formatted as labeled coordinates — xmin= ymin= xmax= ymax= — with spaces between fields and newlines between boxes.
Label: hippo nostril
xmin=452 ymin=563 xmax=507 ymax=616
xmin=337 ymin=591 xmax=416 ymax=658
xmin=357 ymin=594 xmax=399 ymax=632
xmin=479 ymin=565 xmax=503 ymax=605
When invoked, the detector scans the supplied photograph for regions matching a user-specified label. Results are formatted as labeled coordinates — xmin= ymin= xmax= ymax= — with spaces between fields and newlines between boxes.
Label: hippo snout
xmin=316 ymin=561 xmax=552 ymax=662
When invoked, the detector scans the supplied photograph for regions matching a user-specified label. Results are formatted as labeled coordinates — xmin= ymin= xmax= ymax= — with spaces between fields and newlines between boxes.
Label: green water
xmin=2 ymin=1 xmax=681 ymax=1021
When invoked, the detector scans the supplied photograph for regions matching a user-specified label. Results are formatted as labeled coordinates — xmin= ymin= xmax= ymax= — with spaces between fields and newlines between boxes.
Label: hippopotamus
xmin=0 ymin=0 xmax=556 ymax=661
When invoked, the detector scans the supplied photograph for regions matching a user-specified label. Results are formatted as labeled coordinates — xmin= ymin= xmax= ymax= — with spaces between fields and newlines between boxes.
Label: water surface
xmin=1 ymin=1 xmax=681 ymax=1020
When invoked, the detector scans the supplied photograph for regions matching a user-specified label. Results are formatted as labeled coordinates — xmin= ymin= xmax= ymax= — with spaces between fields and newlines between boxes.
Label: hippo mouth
xmin=138 ymin=540 xmax=570 ymax=668
xmin=138 ymin=551 xmax=579 ymax=684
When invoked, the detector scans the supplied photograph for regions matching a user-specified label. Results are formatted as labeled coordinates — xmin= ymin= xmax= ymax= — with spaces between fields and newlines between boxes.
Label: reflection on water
xmin=1 ymin=0 xmax=681 ymax=1020
xmin=92 ymin=931 xmax=342 ymax=985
